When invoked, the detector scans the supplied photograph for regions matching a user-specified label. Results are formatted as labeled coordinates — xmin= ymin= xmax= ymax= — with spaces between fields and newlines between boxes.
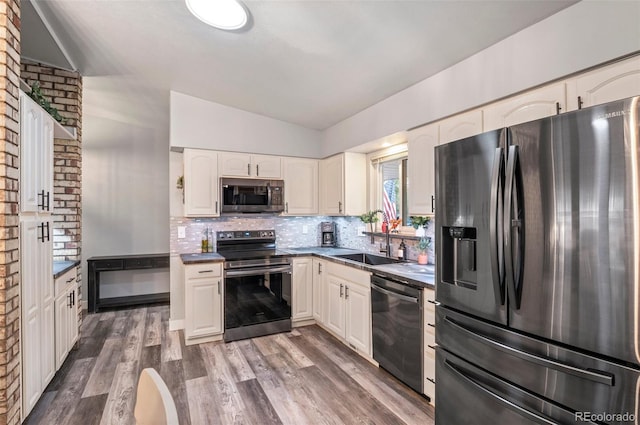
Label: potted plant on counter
xmin=410 ymin=215 xmax=431 ymax=237
xmin=359 ymin=210 xmax=382 ymax=243
xmin=417 ymin=237 xmax=431 ymax=265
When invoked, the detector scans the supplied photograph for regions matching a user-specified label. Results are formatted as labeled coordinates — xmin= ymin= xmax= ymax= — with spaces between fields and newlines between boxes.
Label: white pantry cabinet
xmin=483 ymin=82 xmax=566 ymax=131
xmin=319 ymin=152 xmax=366 ymax=216
xmin=184 ymin=263 xmax=223 ymax=344
xmin=323 ymin=262 xmax=372 ymax=356
xmin=184 ymin=149 xmax=219 ymax=217
xmin=20 ymin=216 xmax=54 ymax=417
xmin=407 ymin=122 xmax=438 ymax=215
xmin=54 ymin=267 xmax=78 ymax=370
xmin=20 ymin=92 xmax=53 ymax=214
xmin=283 ymin=157 xmax=319 ymax=215
xmin=566 ymin=55 xmax=640 ymax=111
xmin=219 ymin=152 xmax=282 ymax=178
xmin=312 ymin=258 xmax=326 ymax=323
xmin=292 ymin=257 xmax=313 ymax=322
xmin=423 ymin=287 xmax=436 ymax=405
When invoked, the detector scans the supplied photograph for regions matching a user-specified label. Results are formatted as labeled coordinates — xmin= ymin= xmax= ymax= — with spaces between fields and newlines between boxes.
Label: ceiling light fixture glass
xmin=185 ymin=0 xmax=249 ymax=31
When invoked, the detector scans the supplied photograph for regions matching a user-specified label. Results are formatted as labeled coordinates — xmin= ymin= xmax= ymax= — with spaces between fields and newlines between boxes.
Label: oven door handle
xmin=225 ymin=266 xmax=292 ymax=277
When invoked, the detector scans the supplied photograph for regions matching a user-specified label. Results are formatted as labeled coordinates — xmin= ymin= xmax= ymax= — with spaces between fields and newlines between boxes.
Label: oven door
xmin=224 ymin=263 xmax=292 ymax=341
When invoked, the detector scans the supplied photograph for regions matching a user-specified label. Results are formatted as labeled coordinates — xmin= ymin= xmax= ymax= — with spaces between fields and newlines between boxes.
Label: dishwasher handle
xmin=371 ymin=282 xmax=420 ymax=304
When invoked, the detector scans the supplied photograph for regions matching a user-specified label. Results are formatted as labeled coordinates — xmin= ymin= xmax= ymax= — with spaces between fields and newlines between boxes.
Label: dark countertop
xmin=180 ymin=246 xmax=434 ymax=289
xmin=53 ymin=260 xmax=80 ymax=279
xmin=180 ymin=253 xmax=225 ymax=264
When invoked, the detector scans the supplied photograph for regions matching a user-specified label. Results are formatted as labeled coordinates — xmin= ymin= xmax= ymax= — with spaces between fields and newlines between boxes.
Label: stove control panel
xmin=216 ymin=230 xmax=276 ymax=241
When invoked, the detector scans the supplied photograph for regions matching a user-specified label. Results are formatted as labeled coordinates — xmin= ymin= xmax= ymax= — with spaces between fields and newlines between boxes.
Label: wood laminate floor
xmin=24 ymin=305 xmax=435 ymax=425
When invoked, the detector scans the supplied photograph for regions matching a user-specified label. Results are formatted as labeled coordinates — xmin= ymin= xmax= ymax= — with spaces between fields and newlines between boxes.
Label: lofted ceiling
xmin=23 ymin=0 xmax=577 ymax=130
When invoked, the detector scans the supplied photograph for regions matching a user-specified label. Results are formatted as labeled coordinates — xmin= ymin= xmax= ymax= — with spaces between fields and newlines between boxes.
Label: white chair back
xmin=134 ymin=368 xmax=179 ymax=425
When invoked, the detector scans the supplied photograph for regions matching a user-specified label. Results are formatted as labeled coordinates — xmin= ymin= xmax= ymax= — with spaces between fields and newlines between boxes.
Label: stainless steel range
xmin=216 ymin=230 xmax=292 ymax=342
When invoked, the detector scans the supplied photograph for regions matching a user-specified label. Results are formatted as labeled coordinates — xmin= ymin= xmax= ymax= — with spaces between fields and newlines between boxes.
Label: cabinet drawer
xmin=93 ymin=259 xmax=123 ymax=270
xmin=124 ymin=258 xmax=154 ymax=269
xmin=54 ymin=268 xmax=77 ymax=296
xmin=185 ymin=263 xmax=222 ymax=279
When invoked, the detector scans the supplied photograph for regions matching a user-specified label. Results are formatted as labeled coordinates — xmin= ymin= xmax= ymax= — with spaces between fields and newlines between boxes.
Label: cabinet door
xmin=439 ymin=109 xmax=483 ymax=145
xmin=184 ymin=149 xmax=219 ymax=217
xmin=219 ymin=152 xmax=251 ymax=177
xmin=283 ymin=158 xmax=318 ymax=215
xmin=41 ymin=112 xmax=54 ymax=211
xmin=324 ymin=273 xmax=346 ymax=337
xmin=20 ymin=93 xmax=43 ymax=213
xmin=312 ymin=259 xmax=324 ymax=323
xmin=252 ymin=154 xmax=281 ymax=178
xmin=566 ymin=56 xmax=640 ymax=111
xmin=55 ymin=292 xmax=69 ymax=370
xmin=345 ymin=281 xmax=371 ymax=356
xmin=292 ymin=258 xmax=313 ymax=321
xmin=185 ymin=277 xmax=222 ymax=339
xmin=407 ymin=123 xmax=438 ymax=215
xmin=319 ymin=154 xmax=344 ymax=215
xmin=483 ymin=82 xmax=566 ymax=131
xmin=41 ymin=298 xmax=55 ymax=386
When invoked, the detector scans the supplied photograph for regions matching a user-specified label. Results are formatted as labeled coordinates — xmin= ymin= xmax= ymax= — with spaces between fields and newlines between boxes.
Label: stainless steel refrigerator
xmin=434 ymin=96 xmax=640 ymax=424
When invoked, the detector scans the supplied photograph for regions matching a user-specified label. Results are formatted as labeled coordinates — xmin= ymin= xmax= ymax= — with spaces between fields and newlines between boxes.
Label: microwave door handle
xmin=490 ymin=146 xmax=505 ymax=305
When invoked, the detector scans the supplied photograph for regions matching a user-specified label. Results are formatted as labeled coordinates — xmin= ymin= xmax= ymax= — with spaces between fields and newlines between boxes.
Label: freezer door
xmin=508 ymin=96 xmax=640 ymax=366
xmin=435 ymin=129 xmax=507 ymax=325
xmin=437 ymin=306 xmax=640 ymax=422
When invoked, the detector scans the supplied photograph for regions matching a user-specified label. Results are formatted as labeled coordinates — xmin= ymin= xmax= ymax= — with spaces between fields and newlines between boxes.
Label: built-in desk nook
xmin=87 ymin=253 xmax=170 ymax=313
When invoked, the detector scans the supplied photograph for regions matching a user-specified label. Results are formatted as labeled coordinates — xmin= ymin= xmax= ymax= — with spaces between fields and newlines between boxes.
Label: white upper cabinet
xmin=319 ymin=152 xmax=366 ymax=216
xmin=483 ymin=82 xmax=566 ymax=131
xmin=407 ymin=123 xmax=438 ymax=215
xmin=20 ymin=92 xmax=53 ymax=214
xmin=219 ymin=152 xmax=282 ymax=178
xmin=283 ymin=157 xmax=318 ymax=215
xmin=439 ymin=109 xmax=483 ymax=145
xmin=566 ymin=55 xmax=640 ymax=111
xmin=184 ymin=149 xmax=219 ymax=217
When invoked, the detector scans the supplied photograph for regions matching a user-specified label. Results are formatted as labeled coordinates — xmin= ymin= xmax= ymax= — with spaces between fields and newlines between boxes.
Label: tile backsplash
xmin=170 ymin=215 xmax=435 ymax=264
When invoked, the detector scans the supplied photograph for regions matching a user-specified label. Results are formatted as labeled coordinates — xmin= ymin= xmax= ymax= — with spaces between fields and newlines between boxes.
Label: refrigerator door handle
xmin=444 ymin=316 xmax=614 ymax=387
xmin=444 ymin=359 xmax=560 ymax=425
xmin=489 ymin=146 xmax=505 ymax=305
xmin=504 ymin=144 xmax=523 ymax=309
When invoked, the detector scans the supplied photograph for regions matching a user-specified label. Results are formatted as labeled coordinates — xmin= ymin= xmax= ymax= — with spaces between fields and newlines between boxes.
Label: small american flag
xmin=383 ymin=180 xmax=396 ymax=220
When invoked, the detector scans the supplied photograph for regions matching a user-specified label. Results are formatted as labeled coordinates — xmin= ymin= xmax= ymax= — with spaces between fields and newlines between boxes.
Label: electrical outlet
xmin=177 ymin=226 xmax=186 ymax=239
xmin=302 ymin=225 xmax=308 ymax=234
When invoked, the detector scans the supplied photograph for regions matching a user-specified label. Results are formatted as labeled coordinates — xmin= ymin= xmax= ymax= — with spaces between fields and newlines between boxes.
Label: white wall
xmin=322 ymin=1 xmax=640 ymax=156
xmin=170 ymin=91 xmax=322 ymax=158
xmin=82 ymin=76 xmax=170 ymax=301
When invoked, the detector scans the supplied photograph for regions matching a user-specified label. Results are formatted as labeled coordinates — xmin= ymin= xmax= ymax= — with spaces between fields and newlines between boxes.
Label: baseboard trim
xmin=169 ymin=319 xmax=184 ymax=331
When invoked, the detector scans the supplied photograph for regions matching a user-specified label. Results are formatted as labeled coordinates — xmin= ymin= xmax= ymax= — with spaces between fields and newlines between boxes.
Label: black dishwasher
xmin=371 ymin=273 xmax=423 ymax=394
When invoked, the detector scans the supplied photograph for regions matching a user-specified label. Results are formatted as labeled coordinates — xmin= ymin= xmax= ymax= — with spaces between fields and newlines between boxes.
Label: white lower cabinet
xmin=423 ymin=287 xmax=436 ymax=405
xmin=292 ymin=257 xmax=313 ymax=322
xmin=312 ymin=258 xmax=326 ymax=323
xmin=54 ymin=267 xmax=79 ymax=370
xmin=323 ymin=262 xmax=372 ymax=357
xmin=184 ymin=263 xmax=223 ymax=344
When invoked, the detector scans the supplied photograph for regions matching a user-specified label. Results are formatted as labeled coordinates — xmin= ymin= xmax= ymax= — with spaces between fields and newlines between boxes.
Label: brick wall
xmin=0 ymin=1 xmax=21 ymax=424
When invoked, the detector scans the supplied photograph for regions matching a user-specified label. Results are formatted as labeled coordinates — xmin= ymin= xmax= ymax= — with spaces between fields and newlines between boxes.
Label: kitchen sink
xmin=334 ymin=253 xmax=405 ymax=266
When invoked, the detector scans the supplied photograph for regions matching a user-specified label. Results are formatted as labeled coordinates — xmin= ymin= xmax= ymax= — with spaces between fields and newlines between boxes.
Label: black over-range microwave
xmin=220 ymin=178 xmax=285 ymax=214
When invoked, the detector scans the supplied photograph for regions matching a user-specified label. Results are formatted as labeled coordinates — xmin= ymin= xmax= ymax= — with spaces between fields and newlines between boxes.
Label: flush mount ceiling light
xmin=185 ymin=0 xmax=249 ymax=31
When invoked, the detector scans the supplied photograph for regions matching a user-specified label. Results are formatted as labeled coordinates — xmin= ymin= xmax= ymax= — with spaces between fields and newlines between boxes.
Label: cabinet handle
xmin=215 ymin=201 xmax=218 ymax=214
xmin=431 ymin=195 xmax=435 ymax=213
xmin=427 ymin=323 xmax=435 ymax=328
xmin=426 ymin=377 xmax=436 ymax=384
xmin=578 ymin=96 xmax=584 ymax=110
xmin=556 ymin=102 xmax=562 ymax=115
xmin=428 ymin=344 xmax=437 ymax=350
xmin=427 ymin=299 xmax=438 ymax=305
xmin=66 ymin=277 xmax=76 ymax=284
xmin=340 ymin=284 xmax=343 ymax=298
xmin=345 ymin=286 xmax=349 ymax=299
xmin=248 ymin=164 xmax=251 ymax=176
xmin=72 ymin=291 xmax=75 ymax=306
xmin=67 ymin=293 xmax=73 ymax=308
xmin=217 ymin=280 xmax=221 ymax=295
xmin=285 ymin=202 xmax=288 ymax=214
xmin=256 ymin=164 xmax=259 ymax=176
xmin=45 ymin=222 xmax=50 ymax=241
xmin=338 ymin=201 xmax=342 ymax=214
xmin=198 ymin=269 xmax=214 ymax=274
xmin=45 ymin=191 xmax=50 ymax=211
xmin=318 ymin=263 xmax=322 ymax=274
